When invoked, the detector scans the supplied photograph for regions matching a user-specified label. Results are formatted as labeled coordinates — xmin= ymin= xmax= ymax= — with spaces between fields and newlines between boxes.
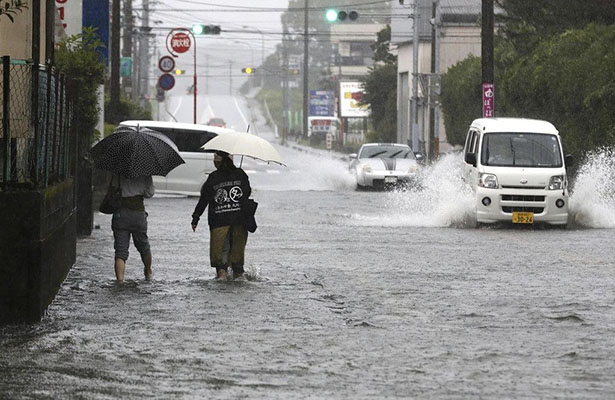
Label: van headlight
xmin=361 ymin=164 xmax=372 ymax=173
xmin=548 ymin=175 xmax=566 ymax=190
xmin=479 ymin=173 xmax=499 ymax=189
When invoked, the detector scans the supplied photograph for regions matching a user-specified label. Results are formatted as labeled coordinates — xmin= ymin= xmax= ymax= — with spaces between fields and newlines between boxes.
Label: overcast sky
xmin=141 ymin=0 xmax=290 ymax=87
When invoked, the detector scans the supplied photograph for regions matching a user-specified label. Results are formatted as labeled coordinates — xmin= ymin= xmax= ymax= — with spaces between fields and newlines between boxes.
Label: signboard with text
xmin=483 ymin=83 xmax=495 ymax=118
xmin=339 ymin=81 xmax=370 ymax=118
xmin=171 ymin=33 xmax=191 ymax=54
xmin=309 ymin=90 xmax=334 ymax=116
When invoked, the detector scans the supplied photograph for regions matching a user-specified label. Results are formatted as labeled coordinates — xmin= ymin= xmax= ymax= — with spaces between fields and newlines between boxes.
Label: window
xmin=153 ymin=127 xmax=217 ymax=152
xmin=359 ymin=145 xmax=416 ymax=159
xmin=481 ymin=133 xmax=562 ymax=167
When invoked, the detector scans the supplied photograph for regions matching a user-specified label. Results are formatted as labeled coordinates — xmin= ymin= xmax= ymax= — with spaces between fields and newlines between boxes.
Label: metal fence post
xmin=31 ymin=63 xmax=40 ymax=186
xmin=2 ymin=56 xmax=10 ymax=190
xmin=44 ymin=63 xmax=51 ymax=186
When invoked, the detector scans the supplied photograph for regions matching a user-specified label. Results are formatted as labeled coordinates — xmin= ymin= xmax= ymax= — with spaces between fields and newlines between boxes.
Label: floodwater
xmin=2 ymin=145 xmax=615 ymax=399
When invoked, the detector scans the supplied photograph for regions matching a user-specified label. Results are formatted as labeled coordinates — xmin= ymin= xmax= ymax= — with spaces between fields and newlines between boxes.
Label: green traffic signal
xmin=325 ymin=9 xmax=358 ymax=22
xmin=192 ymin=24 xmax=204 ymax=35
xmin=325 ymin=9 xmax=338 ymax=22
xmin=191 ymin=24 xmax=221 ymax=35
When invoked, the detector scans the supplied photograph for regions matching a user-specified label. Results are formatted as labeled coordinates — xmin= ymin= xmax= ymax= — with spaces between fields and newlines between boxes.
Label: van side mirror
xmin=564 ymin=154 xmax=573 ymax=167
xmin=465 ymin=152 xmax=477 ymax=167
xmin=415 ymin=153 xmax=424 ymax=163
xmin=349 ymin=153 xmax=357 ymax=160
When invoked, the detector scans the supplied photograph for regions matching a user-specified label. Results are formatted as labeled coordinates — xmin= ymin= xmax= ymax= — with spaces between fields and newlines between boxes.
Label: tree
xmin=440 ymin=55 xmax=482 ymax=146
xmin=361 ymin=26 xmax=397 ymax=143
xmin=0 ymin=0 xmax=28 ymax=22
xmin=496 ymin=0 xmax=615 ymax=54
xmin=55 ymin=28 xmax=106 ymax=143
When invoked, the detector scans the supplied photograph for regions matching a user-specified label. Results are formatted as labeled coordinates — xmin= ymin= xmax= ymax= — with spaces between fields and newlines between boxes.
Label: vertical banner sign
xmin=83 ymin=0 xmax=110 ymax=62
xmin=483 ymin=83 xmax=494 ymax=118
xmin=56 ymin=0 xmax=83 ymax=36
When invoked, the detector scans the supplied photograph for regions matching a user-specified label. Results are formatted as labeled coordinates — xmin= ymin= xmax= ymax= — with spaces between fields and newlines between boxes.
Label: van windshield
xmin=481 ymin=132 xmax=562 ymax=167
xmin=359 ymin=145 xmax=415 ymax=159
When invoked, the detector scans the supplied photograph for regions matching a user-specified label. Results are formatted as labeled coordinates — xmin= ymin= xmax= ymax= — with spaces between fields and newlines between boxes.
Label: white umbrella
xmin=201 ymin=131 xmax=286 ymax=166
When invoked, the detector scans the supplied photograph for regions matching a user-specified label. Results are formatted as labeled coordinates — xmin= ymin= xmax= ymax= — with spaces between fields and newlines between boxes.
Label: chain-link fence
xmin=1 ymin=56 xmax=72 ymax=190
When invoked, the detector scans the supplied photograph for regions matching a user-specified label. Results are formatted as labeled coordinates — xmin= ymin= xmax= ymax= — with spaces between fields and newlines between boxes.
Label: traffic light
xmin=191 ymin=24 xmax=221 ymax=35
xmin=174 ymin=69 xmax=185 ymax=75
xmin=241 ymin=67 xmax=256 ymax=74
xmin=325 ymin=9 xmax=358 ymax=22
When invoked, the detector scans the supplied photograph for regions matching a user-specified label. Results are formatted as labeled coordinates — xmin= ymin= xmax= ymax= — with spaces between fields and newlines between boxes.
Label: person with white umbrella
xmin=191 ymin=151 xmax=253 ymax=281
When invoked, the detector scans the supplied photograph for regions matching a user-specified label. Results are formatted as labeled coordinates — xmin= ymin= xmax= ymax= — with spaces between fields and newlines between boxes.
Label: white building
xmin=392 ymin=0 xmax=483 ymax=155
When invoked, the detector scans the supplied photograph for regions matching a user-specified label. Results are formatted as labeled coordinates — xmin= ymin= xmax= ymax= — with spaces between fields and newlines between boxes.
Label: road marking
xmin=200 ymin=96 xmax=215 ymax=124
xmin=233 ymin=96 xmax=249 ymax=130
xmin=170 ymin=96 xmax=182 ymax=120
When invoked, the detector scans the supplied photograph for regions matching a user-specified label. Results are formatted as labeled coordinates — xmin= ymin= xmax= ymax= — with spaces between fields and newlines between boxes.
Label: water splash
xmin=254 ymin=148 xmax=356 ymax=192
xmin=570 ymin=147 xmax=615 ymax=228
xmin=351 ymin=153 xmax=476 ymax=228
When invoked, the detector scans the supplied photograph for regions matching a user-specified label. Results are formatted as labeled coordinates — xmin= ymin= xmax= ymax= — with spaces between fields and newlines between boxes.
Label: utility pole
xmin=282 ymin=28 xmax=289 ymax=145
xmin=139 ymin=0 xmax=150 ymax=105
xmin=428 ymin=0 xmax=441 ymax=160
xmin=302 ymin=0 xmax=309 ymax=139
xmin=410 ymin=0 xmax=420 ymax=151
xmin=229 ymin=61 xmax=233 ymax=95
xmin=481 ymin=0 xmax=494 ymax=117
xmin=122 ymin=0 xmax=133 ymax=95
xmin=110 ymin=0 xmax=120 ymax=112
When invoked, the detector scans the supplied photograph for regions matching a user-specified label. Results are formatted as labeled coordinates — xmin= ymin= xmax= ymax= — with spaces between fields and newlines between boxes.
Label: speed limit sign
xmin=158 ymin=56 xmax=175 ymax=73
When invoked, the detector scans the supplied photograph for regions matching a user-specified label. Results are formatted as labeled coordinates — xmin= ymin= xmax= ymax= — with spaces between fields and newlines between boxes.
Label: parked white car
xmin=462 ymin=118 xmax=572 ymax=226
xmin=349 ymin=143 xmax=422 ymax=190
xmin=119 ymin=120 xmax=233 ymax=196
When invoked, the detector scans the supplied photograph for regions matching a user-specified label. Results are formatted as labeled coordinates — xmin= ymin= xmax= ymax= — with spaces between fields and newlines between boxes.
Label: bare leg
xmin=142 ymin=253 xmax=152 ymax=280
xmin=114 ymin=258 xmax=126 ymax=281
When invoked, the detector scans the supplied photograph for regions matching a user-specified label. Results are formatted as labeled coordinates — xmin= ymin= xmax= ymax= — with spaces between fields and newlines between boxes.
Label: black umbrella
xmin=90 ymin=125 xmax=185 ymax=178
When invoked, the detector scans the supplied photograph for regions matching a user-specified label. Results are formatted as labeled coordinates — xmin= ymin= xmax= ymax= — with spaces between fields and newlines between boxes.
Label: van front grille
xmin=502 ymin=206 xmax=544 ymax=214
xmin=501 ymin=185 xmax=545 ymax=190
xmin=501 ymin=195 xmax=545 ymax=202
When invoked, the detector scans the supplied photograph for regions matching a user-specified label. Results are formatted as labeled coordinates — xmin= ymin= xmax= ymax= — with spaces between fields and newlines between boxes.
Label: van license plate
xmin=385 ymin=177 xmax=397 ymax=183
xmin=512 ymin=211 xmax=534 ymax=224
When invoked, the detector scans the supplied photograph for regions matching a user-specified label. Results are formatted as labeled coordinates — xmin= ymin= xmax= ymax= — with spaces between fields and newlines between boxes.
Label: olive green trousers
xmin=209 ymin=224 xmax=248 ymax=270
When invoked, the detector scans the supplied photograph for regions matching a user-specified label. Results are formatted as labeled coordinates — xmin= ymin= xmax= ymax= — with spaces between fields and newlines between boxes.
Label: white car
xmin=349 ymin=143 xmax=422 ymax=190
xmin=462 ymin=118 xmax=572 ymax=226
xmin=119 ymin=120 xmax=233 ymax=196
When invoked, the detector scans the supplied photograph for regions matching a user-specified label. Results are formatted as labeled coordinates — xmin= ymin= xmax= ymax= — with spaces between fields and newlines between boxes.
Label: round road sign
xmin=171 ymin=32 xmax=191 ymax=54
xmin=158 ymin=73 xmax=176 ymax=91
xmin=158 ymin=56 xmax=175 ymax=72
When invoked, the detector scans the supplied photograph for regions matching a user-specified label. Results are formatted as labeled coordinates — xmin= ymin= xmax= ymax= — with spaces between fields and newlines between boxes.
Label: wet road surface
xmin=2 ymin=141 xmax=615 ymax=399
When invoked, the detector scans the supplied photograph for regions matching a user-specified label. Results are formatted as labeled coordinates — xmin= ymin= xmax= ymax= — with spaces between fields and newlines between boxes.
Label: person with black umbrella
xmin=112 ymin=175 xmax=155 ymax=281
xmin=191 ymin=151 xmax=252 ymax=281
xmin=91 ymin=125 xmax=185 ymax=281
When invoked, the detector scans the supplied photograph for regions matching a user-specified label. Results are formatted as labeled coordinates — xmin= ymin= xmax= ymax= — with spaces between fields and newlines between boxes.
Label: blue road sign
xmin=158 ymin=73 xmax=176 ymax=91
xmin=309 ymin=90 xmax=335 ymax=116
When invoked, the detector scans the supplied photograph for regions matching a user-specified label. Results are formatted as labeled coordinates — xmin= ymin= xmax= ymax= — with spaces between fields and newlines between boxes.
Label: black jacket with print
xmin=191 ymin=164 xmax=252 ymax=229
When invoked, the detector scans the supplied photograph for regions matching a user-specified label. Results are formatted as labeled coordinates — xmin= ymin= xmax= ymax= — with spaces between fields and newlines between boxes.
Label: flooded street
xmin=2 ymin=142 xmax=615 ymax=398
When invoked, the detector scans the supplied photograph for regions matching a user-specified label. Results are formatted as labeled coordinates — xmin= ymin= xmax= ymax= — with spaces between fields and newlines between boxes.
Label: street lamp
xmin=242 ymin=25 xmax=265 ymax=87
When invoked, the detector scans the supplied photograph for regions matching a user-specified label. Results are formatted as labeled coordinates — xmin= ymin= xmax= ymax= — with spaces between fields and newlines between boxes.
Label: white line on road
xmin=233 ymin=97 xmax=249 ymax=131
xmin=171 ymin=97 xmax=183 ymax=120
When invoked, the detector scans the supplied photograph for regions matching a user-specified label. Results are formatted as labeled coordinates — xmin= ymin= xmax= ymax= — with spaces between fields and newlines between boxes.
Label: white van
xmin=462 ymin=118 xmax=572 ymax=226
xmin=120 ymin=120 xmax=233 ymax=196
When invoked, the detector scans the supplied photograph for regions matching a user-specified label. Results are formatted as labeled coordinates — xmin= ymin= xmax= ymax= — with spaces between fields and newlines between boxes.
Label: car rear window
xmin=143 ymin=127 xmax=217 ymax=152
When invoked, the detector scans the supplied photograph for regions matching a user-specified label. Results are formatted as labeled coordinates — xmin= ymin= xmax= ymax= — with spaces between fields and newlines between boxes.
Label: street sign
xmin=310 ymin=90 xmax=335 ymax=116
xmin=158 ymin=73 xmax=176 ymax=91
xmin=120 ymin=57 xmax=132 ymax=77
xmin=483 ymin=83 xmax=494 ymax=117
xmin=326 ymin=133 xmax=333 ymax=150
xmin=158 ymin=56 xmax=175 ymax=73
xmin=170 ymin=32 xmax=191 ymax=54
